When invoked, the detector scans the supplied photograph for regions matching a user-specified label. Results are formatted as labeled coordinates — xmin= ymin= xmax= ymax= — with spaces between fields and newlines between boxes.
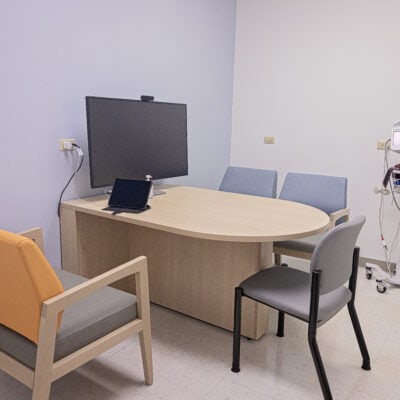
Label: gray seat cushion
xmin=240 ymin=266 xmax=351 ymax=325
xmin=0 ymin=269 xmax=137 ymax=369
xmin=274 ymin=233 xmax=323 ymax=254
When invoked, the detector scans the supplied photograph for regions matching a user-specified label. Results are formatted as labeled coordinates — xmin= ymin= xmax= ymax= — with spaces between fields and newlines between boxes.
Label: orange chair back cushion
xmin=0 ymin=230 xmax=64 ymax=344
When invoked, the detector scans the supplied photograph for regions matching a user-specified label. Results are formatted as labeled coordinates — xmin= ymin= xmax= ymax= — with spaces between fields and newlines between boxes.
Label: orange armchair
xmin=0 ymin=228 xmax=153 ymax=400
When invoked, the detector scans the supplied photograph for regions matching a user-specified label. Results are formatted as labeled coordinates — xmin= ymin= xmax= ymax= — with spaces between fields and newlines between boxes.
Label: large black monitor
xmin=86 ymin=96 xmax=188 ymax=188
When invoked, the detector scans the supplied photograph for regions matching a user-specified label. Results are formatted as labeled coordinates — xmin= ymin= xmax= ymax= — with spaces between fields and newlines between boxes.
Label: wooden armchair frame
xmin=0 ymin=228 xmax=153 ymax=400
xmin=328 ymin=208 xmax=350 ymax=229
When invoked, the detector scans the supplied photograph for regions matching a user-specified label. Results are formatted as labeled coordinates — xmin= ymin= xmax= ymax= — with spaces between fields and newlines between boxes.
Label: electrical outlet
xmin=264 ymin=136 xmax=275 ymax=144
xmin=59 ymin=138 xmax=75 ymax=151
xmin=377 ymin=140 xmax=387 ymax=150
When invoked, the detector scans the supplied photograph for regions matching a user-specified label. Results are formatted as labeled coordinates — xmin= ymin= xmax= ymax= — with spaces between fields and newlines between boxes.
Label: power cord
xmin=57 ymin=144 xmax=84 ymax=217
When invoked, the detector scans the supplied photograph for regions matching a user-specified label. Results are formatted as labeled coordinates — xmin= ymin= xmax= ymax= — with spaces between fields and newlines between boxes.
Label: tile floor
xmin=1 ymin=267 xmax=400 ymax=400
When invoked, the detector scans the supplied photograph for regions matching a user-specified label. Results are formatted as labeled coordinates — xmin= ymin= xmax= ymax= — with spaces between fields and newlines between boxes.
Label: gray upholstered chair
xmin=219 ymin=166 xmax=278 ymax=198
xmin=274 ymin=172 xmax=349 ymax=264
xmin=231 ymin=216 xmax=370 ymax=400
xmin=0 ymin=228 xmax=153 ymax=400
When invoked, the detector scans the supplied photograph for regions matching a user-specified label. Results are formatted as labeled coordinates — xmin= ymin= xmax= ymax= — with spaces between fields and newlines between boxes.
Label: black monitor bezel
xmin=86 ymin=96 xmax=188 ymax=188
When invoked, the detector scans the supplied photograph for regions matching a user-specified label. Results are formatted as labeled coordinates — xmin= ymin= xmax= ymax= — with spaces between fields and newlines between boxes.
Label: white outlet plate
xmin=59 ymin=138 xmax=75 ymax=151
xmin=377 ymin=140 xmax=387 ymax=150
xmin=264 ymin=136 xmax=275 ymax=144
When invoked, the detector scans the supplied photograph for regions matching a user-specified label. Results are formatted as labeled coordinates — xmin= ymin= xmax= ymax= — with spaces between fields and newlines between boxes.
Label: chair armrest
xmin=329 ymin=208 xmax=350 ymax=229
xmin=18 ymin=227 xmax=45 ymax=253
xmin=34 ymin=255 xmax=150 ymax=384
xmin=42 ymin=256 xmax=148 ymax=317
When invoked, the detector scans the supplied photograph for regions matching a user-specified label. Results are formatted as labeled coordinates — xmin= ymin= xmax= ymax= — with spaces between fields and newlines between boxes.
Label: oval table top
xmin=62 ymin=185 xmax=330 ymax=242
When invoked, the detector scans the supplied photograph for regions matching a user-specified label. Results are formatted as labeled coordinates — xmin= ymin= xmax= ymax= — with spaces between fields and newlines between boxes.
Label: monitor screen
xmin=86 ymin=96 xmax=188 ymax=188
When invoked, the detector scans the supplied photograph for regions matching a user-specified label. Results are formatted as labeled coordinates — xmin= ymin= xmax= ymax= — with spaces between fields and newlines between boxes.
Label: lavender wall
xmin=0 ymin=0 xmax=236 ymax=266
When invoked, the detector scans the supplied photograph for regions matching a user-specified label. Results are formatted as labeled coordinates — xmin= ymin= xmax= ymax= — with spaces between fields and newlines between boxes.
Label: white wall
xmin=232 ymin=0 xmax=400 ymax=261
xmin=0 ymin=0 xmax=236 ymax=266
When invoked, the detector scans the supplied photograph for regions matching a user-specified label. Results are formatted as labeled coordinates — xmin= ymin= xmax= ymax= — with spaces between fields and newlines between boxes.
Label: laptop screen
xmin=108 ymin=179 xmax=151 ymax=210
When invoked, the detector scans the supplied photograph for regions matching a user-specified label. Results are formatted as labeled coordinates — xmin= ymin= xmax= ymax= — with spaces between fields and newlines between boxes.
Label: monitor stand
xmin=153 ymin=186 xmax=166 ymax=196
xmin=146 ymin=175 xmax=166 ymax=197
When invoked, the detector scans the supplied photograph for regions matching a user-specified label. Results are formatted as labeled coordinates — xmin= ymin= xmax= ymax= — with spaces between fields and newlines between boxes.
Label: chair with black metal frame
xmin=231 ymin=216 xmax=370 ymax=400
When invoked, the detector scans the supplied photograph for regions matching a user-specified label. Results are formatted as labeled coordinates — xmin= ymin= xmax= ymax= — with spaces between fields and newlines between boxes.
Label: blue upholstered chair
xmin=273 ymin=173 xmax=349 ymax=264
xmin=219 ymin=166 xmax=278 ymax=198
xmin=232 ymin=216 xmax=370 ymax=400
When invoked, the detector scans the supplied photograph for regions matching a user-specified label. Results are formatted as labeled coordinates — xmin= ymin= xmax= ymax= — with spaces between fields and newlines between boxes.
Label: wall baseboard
xmin=359 ymin=256 xmax=396 ymax=273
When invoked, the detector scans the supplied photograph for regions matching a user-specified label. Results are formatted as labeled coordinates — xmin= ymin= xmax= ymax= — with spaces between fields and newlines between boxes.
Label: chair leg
xmin=274 ymin=252 xmax=282 ymax=266
xmin=348 ymin=302 xmax=371 ymax=370
xmin=308 ymin=269 xmax=333 ymax=400
xmin=32 ymin=377 xmax=52 ymax=400
xmin=139 ymin=325 xmax=154 ymax=385
xmin=308 ymin=330 xmax=333 ymax=400
xmin=32 ymin=343 xmax=52 ymax=400
xmin=33 ymin=312 xmax=58 ymax=400
xmin=231 ymin=287 xmax=243 ymax=373
xmin=347 ymin=246 xmax=371 ymax=371
xmin=277 ymin=311 xmax=285 ymax=337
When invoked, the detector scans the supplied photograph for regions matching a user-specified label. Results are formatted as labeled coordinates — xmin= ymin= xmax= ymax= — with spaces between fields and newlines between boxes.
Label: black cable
xmin=57 ymin=144 xmax=84 ymax=217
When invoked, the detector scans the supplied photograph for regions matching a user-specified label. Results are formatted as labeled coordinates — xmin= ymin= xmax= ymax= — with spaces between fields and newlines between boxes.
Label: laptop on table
xmin=106 ymin=178 xmax=152 ymax=213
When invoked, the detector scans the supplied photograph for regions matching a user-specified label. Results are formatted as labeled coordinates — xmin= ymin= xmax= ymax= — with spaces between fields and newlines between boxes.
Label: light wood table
xmin=60 ymin=185 xmax=329 ymax=339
